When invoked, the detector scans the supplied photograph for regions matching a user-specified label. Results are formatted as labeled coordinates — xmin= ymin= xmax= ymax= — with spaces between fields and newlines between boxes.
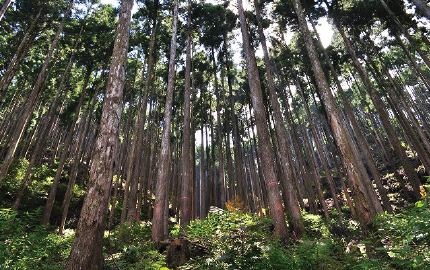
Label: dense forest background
xmin=0 ymin=0 xmax=429 ymax=269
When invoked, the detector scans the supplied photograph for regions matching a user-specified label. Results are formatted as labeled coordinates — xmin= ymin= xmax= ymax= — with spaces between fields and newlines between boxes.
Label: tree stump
xmin=166 ymin=238 xmax=190 ymax=268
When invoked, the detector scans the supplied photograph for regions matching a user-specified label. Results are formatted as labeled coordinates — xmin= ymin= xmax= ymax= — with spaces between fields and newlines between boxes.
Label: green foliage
xmin=184 ymin=211 xmax=284 ymax=269
xmin=0 ymin=208 xmax=74 ymax=269
xmin=103 ymin=222 xmax=168 ymax=270
xmin=372 ymin=185 xmax=430 ymax=269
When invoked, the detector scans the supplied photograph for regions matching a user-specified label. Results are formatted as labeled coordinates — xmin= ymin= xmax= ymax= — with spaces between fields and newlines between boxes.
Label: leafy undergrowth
xmin=0 ymin=208 xmax=74 ymax=269
xmin=1 ymin=194 xmax=429 ymax=269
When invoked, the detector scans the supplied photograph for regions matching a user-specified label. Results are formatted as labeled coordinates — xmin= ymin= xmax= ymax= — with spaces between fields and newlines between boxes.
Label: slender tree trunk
xmin=65 ymin=0 xmax=133 ymax=268
xmin=309 ymin=15 xmax=392 ymax=213
xmin=298 ymin=83 xmax=341 ymax=217
xmin=0 ymin=0 xmax=13 ymax=22
xmin=237 ymin=0 xmax=288 ymax=240
xmin=152 ymin=0 xmax=179 ymax=242
xmin=378 ymin=0 xmax=430 ymax=69
xmin=254 ymin=0 xmax=303 ymax=236
xmin=59 ymin=91 xmax=98 ymax=234
xmin=214 ymin=52 xmax=226 ymax=209
xmin=0 ymin=0 xmax=75 ymax=188
xmin=225 ymin=38 xmax=246 ymax=207
xmin=180 ymin=0 xmax=193 ymax=226
xmin=12 ymin=25 xmax=86 ymax=211
xmin=366 ymin=57 xmax=430 ymax=172
xmin=41 ymin=68 xmax=91 ymax=225
xmin=285 ymin=85 xmax=318 ymax=214
xmin=200 ymin=120 xmax=206 ymax=218
xmin=336 ymin=23 xmax=422 ymax=200
xmin=0 ymin=9 xmax=41 ymax=101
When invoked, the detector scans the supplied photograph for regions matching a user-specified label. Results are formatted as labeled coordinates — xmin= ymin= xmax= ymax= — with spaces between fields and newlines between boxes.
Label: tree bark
xmin=336 ymin=23 xmax=422 ymax=200
xmin=65 ymin=0 xmax=133 ymax=268
xmin=59 ymin=90 xmax=98 ymax=234
xmin=254 ymin=0 xmax=303 ymax=236
xmin=0 ymin=0 xmax=13 ymax=22
xmin=410 ymin=0 xmax=430 ymax=19
xmin=309 ymin=16 xmax=392 ymax=213
xmin=237 ymin=0 xmax=288 ymax=240
xmin=292 ymin=0 xmax=372 ymax=233
xmin=180 ymin=0 xmax=193 ymax=226
xmin=152 ymin=0 xmax=179 ymax=242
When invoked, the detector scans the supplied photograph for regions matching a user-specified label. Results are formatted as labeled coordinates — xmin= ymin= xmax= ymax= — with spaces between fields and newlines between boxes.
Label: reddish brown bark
xmin=152 ymin=0 xmax=179 ymax=242
xmin=65 ymin=0 xmax=133 ymax=268
xmin=237 ymin=0 xmax=288 ymax=240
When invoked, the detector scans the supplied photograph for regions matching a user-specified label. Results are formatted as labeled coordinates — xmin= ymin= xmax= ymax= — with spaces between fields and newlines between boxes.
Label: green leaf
xmin=415 ymin=201 xmax=427 ymax=209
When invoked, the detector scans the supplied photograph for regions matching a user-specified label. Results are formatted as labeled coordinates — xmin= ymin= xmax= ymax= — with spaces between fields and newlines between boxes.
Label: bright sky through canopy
xmin=100 ymin=0 xmax=333 ymax=47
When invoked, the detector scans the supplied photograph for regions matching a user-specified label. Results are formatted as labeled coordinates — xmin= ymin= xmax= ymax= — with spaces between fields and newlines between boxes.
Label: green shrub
xmin=0 ymin=208 xmax=73 ymax=269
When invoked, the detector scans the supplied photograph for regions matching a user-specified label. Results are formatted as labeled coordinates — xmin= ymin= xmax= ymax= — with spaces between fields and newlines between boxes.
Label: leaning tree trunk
xmin=41 ymin=68 xmax=91 ymax=226
xmin=378 ymin=0 xmax=430 ymax=69
xmin=59 ymin=90 xmax=98 ymax=234
xmin=366 ymin=56 xmax=430 ymax=173
xmin=0 ymin=0 xmax=13 ymax=22
xmin=254 ymin=0 xmax=303 ymax=237
xmin=0 ymin=8 xmax=41 ymax=101
xmin=292 ymin=0 xmax=372 ymax=234
xmin=409 ymin=0 xmax=430 ymax=20
xmin=335 ymin=22 xmax=422 ymax=200
xmin=308 ymin=16 xmax=392 ymax=213
xmin=0 ymin=0 xmax=75 ymax=189
xmin=152 ymin=0 xmax=179 ymax=242
xmin=237 ymin=0 xmax=288 ymax=240
xmin=297 ymin=82 xmax=342 ymax=217
xmin=65 ymin=0 xmax=133 ymax=268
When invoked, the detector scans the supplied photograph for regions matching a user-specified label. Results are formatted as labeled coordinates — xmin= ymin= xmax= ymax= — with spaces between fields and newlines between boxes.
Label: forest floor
xmin=0 ymin=157 xmax=429 ymax=269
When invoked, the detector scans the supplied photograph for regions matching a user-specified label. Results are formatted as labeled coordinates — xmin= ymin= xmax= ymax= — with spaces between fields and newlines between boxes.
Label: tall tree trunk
xmin=152 ymin=0 xmax=179 ymax=242
xmin=65 ymin=0 xmax=133 ymax=268
xmin=237 ymin=0 xmax=288 ymax=240
xmin=121 ymin=59 xmax=143 ymax=224
xmin=378 ymin=0 xmax=430 ymax=69
xmin=309 ymin=15 xmax=392 ymax=213
xmin=200 ymin=120 xmax=206 ymax=218
xmin=12 ymin=24 xmax=86 ymax=211
xmin=180 ymin=0 xmax=193 ymax=226
xmin=292 ymin=0 xmax=372 ymax=234
xmin=366 ymin=56 xmax=430 ymax=172
xmin=297 ymin=82 xmax=341 ymax=217
xmin=226 ymin=50 xmax=246 ymax=207
xmin=254 ymin=0 xmax=303 ymax=236
xmin=0 ymin=9 xmax=41 ymax=101
xmin=285 ymin=85 xmax=318 ymax=214
xmin=335 ymin=22 xmax=422 ymax=200
xmin=41 ymin=68 xmax=91 ymax=225
xmin=214 ymin=52 xmax=226 ymax=209
xmin=59 ymin=90 xmax=98 ymax=234
xmin=0 ymin=0 xmax=75 ymax=189
xmin=220 ymin=66 xmax=235 ymax=203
